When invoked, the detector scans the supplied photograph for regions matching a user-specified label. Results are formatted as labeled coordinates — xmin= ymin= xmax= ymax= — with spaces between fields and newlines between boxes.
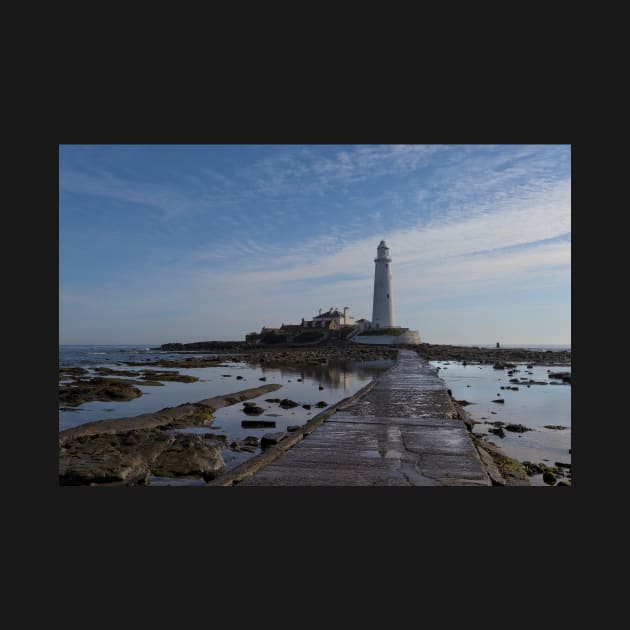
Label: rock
xmin=259 ymin=377 xmax=267 ymax=381
xmin=526 ymin=365 xmax=533 ymax=369
xmin=279 ymin=398 xmax=299 ymax=409
xmin=222 ymin=374 xmax=231 ymax=377
xmin=265 ymin=398 xmax=281 ymax=403
xmin=302 ymin=404 xmax=312 ymax=410
xmin=545 ymin=425 xmax=568 ymax=430
xmin=297 ymin=378 xmax=302 ymax=382
xmin=151 ymin=434 xmax=225 ymax=480
xmin=121 ymin=433 xmax=139 ymax=446
xmin=140 ymin=370 xmax=198 ymax=383
xmin=493 ymin=364 xmax=505 ymax=369
xmin=236 ymin=375 xmax=244 ymax=380
xmin=287 ymin=425 xmax=301 ymax=432
xmin=492 ymin=399 xmax=505 ymax=404
xmin=549 ymin=372 xmax=571 ymax=383
xmin=556 ymin=481 xmax=571 ymax=486
xmin=60 ymin=444 xmax=149 ymax=485
xmin=241 ymin=419 xmax=276 ymax=428
xmin=522 ymin=461 xmax=544 ymax=476
xmin=318 ymin=385 xmax=324 ymax=390
xmin=504 ymin=423 xmax=531 ymax=433
xmin=242 ymin=405 xmax=264 ymax=415
xmin=242 ymin=401 xmax=258 ymax=407
xmin=203 ymin=433 xmax=228 ymax=446
xmin=455 ymin=399 xmax=472 ymax=406
xmin=555 ymin=462 xmax=571 ymax=469
xmin=261 ymin=432 xmax=289 ymax=448
xmin=59 ymin=367 xmax=89 ymax=377
xmin=542 ymin=471 xmax=557 ymax=485
xmin=230 ymin=436 xmax=259 ymax=452
xmin=488 ymin=427 xmax=505 ymax=438
xmin=58 ymin=377 xmax=143 ymax=407
xmin=315 ymin=401 xmax=328 ymax=408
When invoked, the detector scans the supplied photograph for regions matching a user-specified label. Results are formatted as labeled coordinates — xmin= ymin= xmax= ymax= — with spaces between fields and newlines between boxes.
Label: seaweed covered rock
xmin=59 ymin=377 xmax=143 ymax=406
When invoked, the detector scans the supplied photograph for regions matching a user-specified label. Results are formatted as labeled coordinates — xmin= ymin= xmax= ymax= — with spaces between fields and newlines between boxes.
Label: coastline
xmin=58 ymin=343 xmax=570 ymax=486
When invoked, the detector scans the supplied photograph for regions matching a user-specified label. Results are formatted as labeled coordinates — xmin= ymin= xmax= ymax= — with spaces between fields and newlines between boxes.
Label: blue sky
xmin=59 ymin=144 xmax=571 ymax=345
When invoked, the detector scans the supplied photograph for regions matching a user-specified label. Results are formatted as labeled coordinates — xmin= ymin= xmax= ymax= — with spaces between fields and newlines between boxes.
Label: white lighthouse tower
xmin=372 ymin=240 xmax=395 ymax=328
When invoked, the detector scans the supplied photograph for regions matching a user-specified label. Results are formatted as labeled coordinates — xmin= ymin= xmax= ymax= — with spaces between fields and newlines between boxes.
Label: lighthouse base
xmin=351 ymin=327 xmax=421 ymax=346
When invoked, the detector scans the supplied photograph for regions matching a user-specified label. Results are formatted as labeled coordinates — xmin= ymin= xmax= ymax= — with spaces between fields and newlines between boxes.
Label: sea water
xmin=431 ymin=358 xmax=571 ymax=485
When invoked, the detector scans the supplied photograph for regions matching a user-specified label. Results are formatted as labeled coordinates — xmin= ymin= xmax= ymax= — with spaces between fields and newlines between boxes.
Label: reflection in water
xmin=259 ymin=360 xmax=394 ymax=390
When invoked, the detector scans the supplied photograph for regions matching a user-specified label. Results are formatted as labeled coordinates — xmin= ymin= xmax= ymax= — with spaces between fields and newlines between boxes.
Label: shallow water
xmin=59 ymin=348 xmax=393 ymax=483
xmin=431 ymin=360 xmax=571 ymax=485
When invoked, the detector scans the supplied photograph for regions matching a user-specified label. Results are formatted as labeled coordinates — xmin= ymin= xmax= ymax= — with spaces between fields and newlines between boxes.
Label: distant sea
xmin=59 ymin=344 xmax=168 ymax=367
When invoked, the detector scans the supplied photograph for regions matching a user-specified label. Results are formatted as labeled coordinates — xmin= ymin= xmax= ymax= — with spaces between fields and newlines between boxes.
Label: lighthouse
xmin=372 ymin=240 xmax=395 ymax=328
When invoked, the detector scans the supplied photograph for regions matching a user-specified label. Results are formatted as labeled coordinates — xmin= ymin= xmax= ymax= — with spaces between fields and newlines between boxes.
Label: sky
xmin=59 ymin=144 xmax=571 ymax=346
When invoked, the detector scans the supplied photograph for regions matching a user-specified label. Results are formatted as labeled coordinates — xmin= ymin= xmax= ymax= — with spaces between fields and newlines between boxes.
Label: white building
xmin=352 ymin=240 xmax=421 ymax=345
xmin=372 ymin=240 xmax=394 ymax=328
xmin=302 ymin=306 xmax=354 ymax=329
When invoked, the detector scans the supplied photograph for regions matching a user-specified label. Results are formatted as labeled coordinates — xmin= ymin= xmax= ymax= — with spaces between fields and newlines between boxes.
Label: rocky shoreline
xmin=59 ymin=384 xmax=282 ymax=485
xmin=158 ymin=340 xmax=569 ymax=366
xmin=58 ymin=342 xmax=570 ymax=486
xmin=411 ymin=343 xmax=570 ymax=365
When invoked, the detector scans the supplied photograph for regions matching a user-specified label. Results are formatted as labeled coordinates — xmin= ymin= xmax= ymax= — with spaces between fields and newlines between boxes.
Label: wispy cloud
xmin=178 ymin=173 xmax=570 ymax=326
xmin=60 ymin=168 xmax=199 ymax=220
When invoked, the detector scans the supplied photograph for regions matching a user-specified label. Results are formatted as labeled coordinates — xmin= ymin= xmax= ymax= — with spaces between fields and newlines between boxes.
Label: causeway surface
xmin=239 ymin=350 xmax=490 ymax=486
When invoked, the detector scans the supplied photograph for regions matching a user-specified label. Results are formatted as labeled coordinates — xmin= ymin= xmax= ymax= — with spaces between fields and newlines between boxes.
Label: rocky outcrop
xmin=151 ymin=435 xmax=224 ymax=480
xmin=413 ymin=343 xmax=570 ymax=366
xmin=59 ymin=384 xmax=284 ymax=485
xmin=59 ymin=377 xmax=143 ymax=406
xmin=504 ymin=423 xmax=531 ymax=433
xmin=59 ymin=384 xmax=283 ymax=444
xmin=548 ymin=372 xmax=571 ymax=383
xmin=60 ymin=430 xmax=224 ymax=485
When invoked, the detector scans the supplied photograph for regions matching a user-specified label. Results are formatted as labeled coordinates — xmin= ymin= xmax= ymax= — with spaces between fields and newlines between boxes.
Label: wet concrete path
xmin=239 ymin=350 xmax=490 ymax=486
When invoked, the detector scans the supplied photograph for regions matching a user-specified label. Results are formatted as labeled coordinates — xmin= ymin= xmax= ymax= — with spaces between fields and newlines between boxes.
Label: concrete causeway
xmin=239 ymin=349 xmax=490 ymax=486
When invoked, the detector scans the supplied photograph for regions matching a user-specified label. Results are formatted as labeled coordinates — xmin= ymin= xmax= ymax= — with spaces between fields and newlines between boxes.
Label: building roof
xmin=313 ymin=309 xmax=343 ymax=319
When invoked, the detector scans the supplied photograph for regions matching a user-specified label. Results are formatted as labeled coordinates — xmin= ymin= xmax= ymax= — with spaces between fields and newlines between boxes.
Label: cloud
xmin=171 ymin=173 xmax=570 ymax=333
xmin=60 ymin=168 xmax=198 ymax=220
